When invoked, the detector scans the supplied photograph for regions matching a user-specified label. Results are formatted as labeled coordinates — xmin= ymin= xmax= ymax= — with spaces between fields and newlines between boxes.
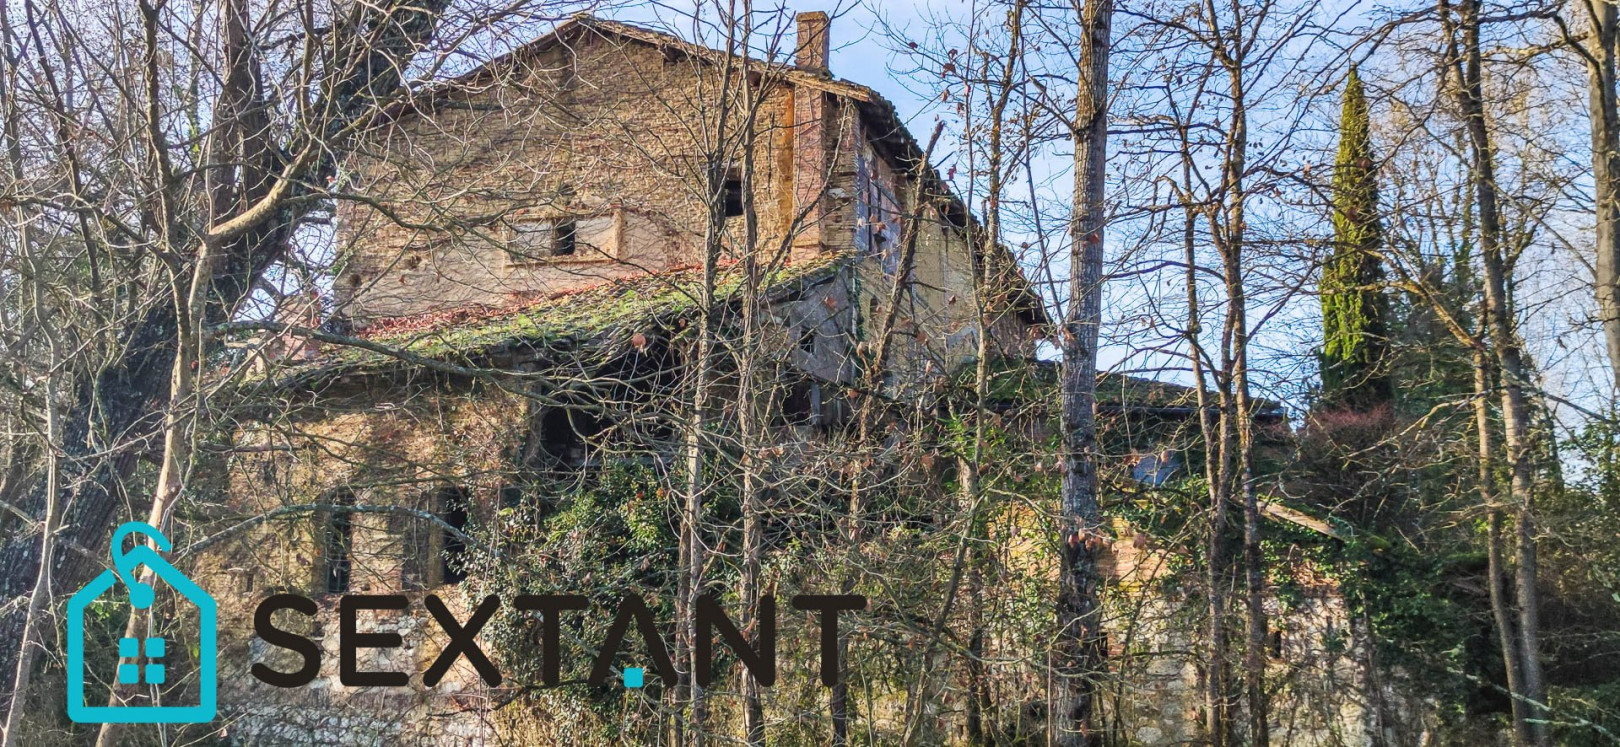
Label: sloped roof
xmin=382 ymin=15 xmax=944 ymax=208
xmin=257 ymin=255 xmax=843 ymax=388
xmin=972 ymin=358 xmax=1287 ymax=418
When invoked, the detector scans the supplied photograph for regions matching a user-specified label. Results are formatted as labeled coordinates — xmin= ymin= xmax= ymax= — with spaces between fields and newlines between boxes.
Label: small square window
xmin=509 ymin=219 xmax=578 ymax=262
xmin=144 ymin=638 xmax=165 ymax=658
xmin=118 ymin=664 xmax=140 ymax=685
xmin=553 ymin=219 xmax=577 ymax=256
xmin=119 ymin=637 xmax=140 ymax=659
xmin=145 ymin=664 xmax=166 ymax=685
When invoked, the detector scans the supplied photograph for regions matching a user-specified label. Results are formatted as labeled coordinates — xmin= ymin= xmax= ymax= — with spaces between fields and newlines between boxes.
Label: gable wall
xmin=332 ymin=26 xmax=1035 ymax=374
xmin=336 ymin=31 xmax=812 ymax=323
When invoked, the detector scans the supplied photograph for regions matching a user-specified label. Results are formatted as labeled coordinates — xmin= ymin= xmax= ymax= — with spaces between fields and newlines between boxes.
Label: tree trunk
xmin=679 ymin=152 xmax=731 ymax=747
xmin=1183 ymin=195 xmax=1234 ymax=747
xmin=1447 ymin=0 xmax=1548 ymax=741
xmin=93 ymin=237 xmax=217 ymax=747
xmin=1585 ymin=0 xmax=1620 ymax=392
xmin=736 ymin=17 xmax=766 ymax=740
xmin=1056 ymin=0 xmax=1113 ymax=743
xmin=0 ymin=0 xmax=449 ymax=709
xmin=967 ymin=13 xmax=1023 ymax=741
xmin=0 ymin=138 xmax=61 ymax=747
xmin=1479 ymin=351 xmax=1534 ymax=746
xmin=1216 ymin=49 xmax=1269 ymax=747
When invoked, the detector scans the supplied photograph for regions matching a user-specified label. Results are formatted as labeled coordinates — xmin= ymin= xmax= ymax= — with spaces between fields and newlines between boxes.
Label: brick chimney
xmin=796 ymin=12 xmax=830 ymax=74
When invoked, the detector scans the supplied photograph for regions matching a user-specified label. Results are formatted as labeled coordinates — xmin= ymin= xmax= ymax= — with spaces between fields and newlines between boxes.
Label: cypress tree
xmin=1321 ymin=68 xmax=1394 ymax=409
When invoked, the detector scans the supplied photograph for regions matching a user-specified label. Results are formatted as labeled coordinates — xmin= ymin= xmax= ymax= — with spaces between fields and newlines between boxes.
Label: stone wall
xmin=330 ymin=19 xmax=1033 ymax=370
xmin=1100 ymin=521 xmax=1444 ymax=746
xmin=337 ymin=23 xmax=880 ymax=320
xmin=206 ymin=272 xmax=883 ymax=744
xmin=201 ymin=381 xmax=527 ymax=744
xmin=334 ymin=27 xmax=765 ymax=321
xmin=206 ymin=16 xmax=1043 ymax=744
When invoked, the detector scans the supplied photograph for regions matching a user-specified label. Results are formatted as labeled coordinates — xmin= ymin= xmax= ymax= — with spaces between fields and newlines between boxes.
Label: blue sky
xmin=605 ymin=1 xmax=944 ymax=129
xmin=316 ymin=0 xmax=1606 ymax=423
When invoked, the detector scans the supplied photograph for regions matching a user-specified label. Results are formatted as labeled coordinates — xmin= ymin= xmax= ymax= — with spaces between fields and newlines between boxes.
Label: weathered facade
xmin=206 ymin=12 xmax=1043 ymax=744
xmin=201 ymin=13 xmax=1432 ymax=746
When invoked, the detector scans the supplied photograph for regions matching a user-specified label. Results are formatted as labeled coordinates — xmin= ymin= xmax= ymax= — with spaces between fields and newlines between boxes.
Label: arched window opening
xmin=322 ymin=488 xmax=355 ymax=594
xmin=438 ymin=487 xmax=470 ymax=585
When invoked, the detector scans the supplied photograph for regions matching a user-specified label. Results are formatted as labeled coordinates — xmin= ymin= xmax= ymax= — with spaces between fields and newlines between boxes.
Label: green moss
xmin=269 ymin=256 xmax=840 ymax=384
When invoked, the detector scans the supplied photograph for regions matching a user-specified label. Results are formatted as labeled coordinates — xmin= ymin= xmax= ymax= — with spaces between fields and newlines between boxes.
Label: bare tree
xmin=1555 ymin=0 xmax=1620 ymax=392
xmin=1055 ymin=0 xmax=1115 ymax=742
xmin=0 ymin=0 xmax=461 ymax=729
xmin=1440 ymin=0 xmax=1551 ymax=741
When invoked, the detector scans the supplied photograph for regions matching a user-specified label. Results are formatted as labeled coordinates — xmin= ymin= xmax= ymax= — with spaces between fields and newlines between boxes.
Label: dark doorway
xmin=438 ymin=487 xmax=470 ymax=585
xmin=323 ymin=489 xmax=356 ymax=594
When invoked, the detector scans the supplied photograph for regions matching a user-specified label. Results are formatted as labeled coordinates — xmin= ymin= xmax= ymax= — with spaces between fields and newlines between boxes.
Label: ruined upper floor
xmin=335 ymin=14 xmax=1010 ymax=329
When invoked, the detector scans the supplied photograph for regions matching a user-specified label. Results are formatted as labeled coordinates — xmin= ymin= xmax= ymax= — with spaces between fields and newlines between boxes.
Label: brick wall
xmin=329 ymin=21 xmax=1033 ymax=376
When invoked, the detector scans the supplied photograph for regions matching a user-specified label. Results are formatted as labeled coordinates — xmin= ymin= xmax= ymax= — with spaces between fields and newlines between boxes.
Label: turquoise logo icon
xmin=66 ymin=522 xmax=217 ymax=724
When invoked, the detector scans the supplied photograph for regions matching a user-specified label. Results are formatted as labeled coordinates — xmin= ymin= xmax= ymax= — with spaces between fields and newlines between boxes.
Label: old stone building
xmin=197 ymin=12 xmax=1431 ymax=745
xmin=202 ymin=12 xmax=1046 ymax=743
